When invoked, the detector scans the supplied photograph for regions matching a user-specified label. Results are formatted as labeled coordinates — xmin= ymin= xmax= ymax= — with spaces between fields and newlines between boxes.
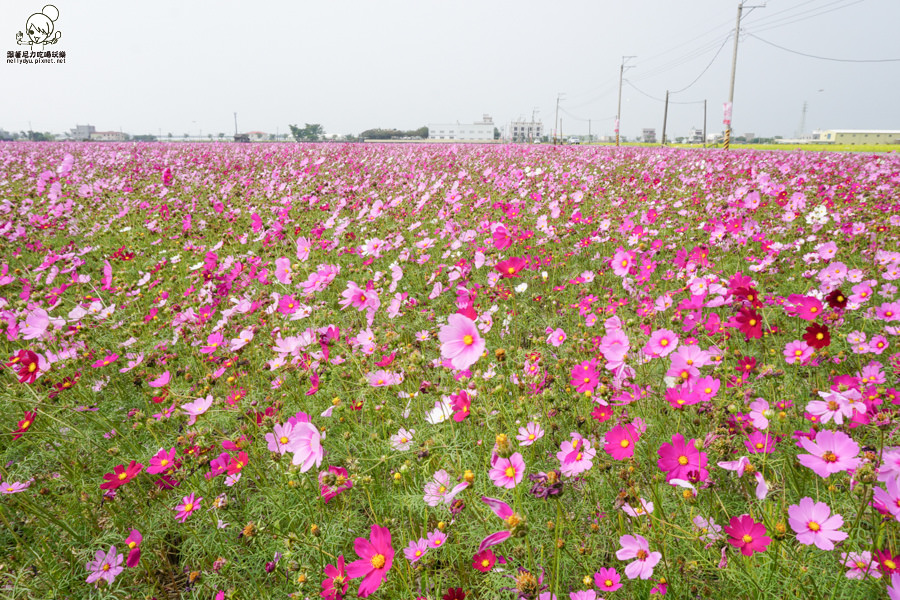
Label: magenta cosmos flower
xmin=796 ymin=429 xmax=861 ymax=478
xmin=86 ymin=544 xmax=124 ymax=586
xmin=346 ymin=524 xmax=394 ymax=598
xmin=788 ymin=497 xmax=847 ymax=551
xmin=124 ymin=529 xmax=142 ymax=567
xmin=174 ymin=492 xmax=202 ymax=522
xmin=490 ymin=452 xmax=526 ymax=489
xmin=594 ymin=566 xmax=622 ymax=592
xmin=616 ymin=534 xmax=661 ymax=579
xmin=724 ymin=514 xmax=770 ymax=556
xmin=438 ymin=314 xmax=485 ymax=371
xmin=604 ymin=423 xmax=641 ymax=460
xmin=321 ymin=555 xmax=349 ymax=600
xmin=657 ymin=433 xmax=708 ymax=483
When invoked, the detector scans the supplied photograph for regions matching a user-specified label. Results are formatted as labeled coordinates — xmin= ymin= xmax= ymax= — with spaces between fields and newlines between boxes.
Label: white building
xmin=71 ymin=124 xmax=95 ymax=140
xmin=686 ymin=127 xmax=704 ymax=144
xmin=428 ymin=115 xmax=495 ymax=141
xmin=641 ymin=128 xmax=656 ymax=143
xmin=508 ymin=120 xmax=543 ymax=143
xmin=90 ymin=131 xmax=126 ymax=142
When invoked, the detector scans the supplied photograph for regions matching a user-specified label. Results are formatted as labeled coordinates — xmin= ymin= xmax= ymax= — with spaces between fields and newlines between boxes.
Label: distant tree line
xmin=290 ymin=123 xmax=325 ymax=142
xmin=359 ymin=127 xmax=428 ymax=140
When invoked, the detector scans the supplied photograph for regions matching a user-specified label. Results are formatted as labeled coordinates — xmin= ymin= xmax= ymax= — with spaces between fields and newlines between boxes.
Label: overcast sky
xmin=2 ymin=0 xmax=898 ymax=140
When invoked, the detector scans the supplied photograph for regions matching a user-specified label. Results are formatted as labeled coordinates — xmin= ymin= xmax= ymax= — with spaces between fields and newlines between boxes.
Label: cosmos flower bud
xmin=495 ymin=433 xmax=513 ymax=458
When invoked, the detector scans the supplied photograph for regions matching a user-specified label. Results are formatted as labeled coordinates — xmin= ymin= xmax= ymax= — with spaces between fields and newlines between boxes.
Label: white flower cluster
xmin=804 ymin=205 xmax=829 ymax=226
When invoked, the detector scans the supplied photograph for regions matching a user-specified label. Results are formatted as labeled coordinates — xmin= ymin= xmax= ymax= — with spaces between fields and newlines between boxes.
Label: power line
xmin=746 ymin=0 xmax=865 ymax=34
xmin=624 ymin=80 xmax=704 ymax=105
xmin=747 ymin=32 xmax=900 ymax=63
xmin=670 ymin=33 xmax=732 ymax=94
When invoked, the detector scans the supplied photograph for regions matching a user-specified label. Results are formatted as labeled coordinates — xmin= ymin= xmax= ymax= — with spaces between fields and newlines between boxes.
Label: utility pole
xmin=661 ymin=90 xmax=669 ymax=145
xmin=615 ymin=55 xmax=636 ymax=147
xmin=588 ymin=119 xmax=591 ymax=143
xmin=233 ymin=112 xmax=238 ymax=137
xmin=703 ymin=100 xmax=707 ymax=148
xmin=554 ymin=93 xmax=565 ymax=144
xmin=725 ymin=2 xmax=743 ymax=151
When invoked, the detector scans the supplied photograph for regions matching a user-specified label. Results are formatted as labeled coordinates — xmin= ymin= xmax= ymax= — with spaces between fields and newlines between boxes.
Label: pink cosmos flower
xmin=92 ymin=353 xmax=119 ymax=368
xmin=423 ymin=469 xmax=469 ymax=506
xmin=611 ymin=249 xmax=634 ymax=277
xmin=230 ymin=328 xmax=254 ymax=352
xmin=174 ymin=492 xmax=202 ymax=522
xmin=438 ymin=314 xmax=485 ymax=371
xmin=1 ymin=480 xmax=32 ymax=494
xmin=644 ymin=328 xmax=679 ymax=358
xmin=604 ymin=423 xmax=641 ymax=460
xmin=516 ymin=422 xmax=544 ymax=446
xmin=426 ymin=529 xmax=447 ymax=549
xmin=390 ymin=428 xmax=415 ymax=451
xmin=616 ymin=534 xmax=661 ymax=580
xmin=874 ymin=476 xmax=900 ymax=520
xmin=266 ymin=422 xmax=297 ymax=454
xmin=489 ymin=452 xmax=525 ymax=489
xmin=148 ymin=371 xmax=171 ymax=388
xmin=546 ymin=327 xmax=567 ymax=347
xmin=556 ymin=433 xmax=597 ymax=477
xmin=339 ymin=280 xmax=380 ymax=312
xmin=783 ymin=340 xmax=813 ymax=365
xmin=594 ymin=566 xmax=622 ymax=592
xmin=200 ymin=331 xmax=224 ymax=354
xmin=346 ymin=524 xmax=394 ymax=598
xmin=786 ymin=294 xmax=824 ymax=321
xmin=181 ymin=395 xmax=213 ymax=426
xmin=796 ymin=429 xmax=861 ymax=478
xmin=657 ymin=433 xmax=708 ymax=483
xmin=367 ymin=369 xmax=401 ymax=387
xmin=289 ymin=421 xmax=324 ymax=472
xmin=86 ymin=545 xmax=124 ymax=586
xmin=788 ymin=497 xmax=847 ymax=551
xmin=841 ymin=551 xmax=881 ymax=580
xmin=805 ymin=389 xmax=861 ymax=425
xmin=404 ymin=538 xmax=428 ymax=563
xmin=724 ymin=514 xmax=770 ymax=556
xmin=275 ymin=256 xmax=292 ymax=284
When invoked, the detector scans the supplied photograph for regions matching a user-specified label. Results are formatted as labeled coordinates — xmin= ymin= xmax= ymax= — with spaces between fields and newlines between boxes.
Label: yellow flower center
xmin=160 ymin=459 xmax=169 ymax=466
xmin=749 ymin=319 xmax=757 ymax=326
xmin=885 ymin=559 xmax=897 ymax=570
xmin=463 ymin=335 xmax=474 ymax=346
xmin=620 ymin=439 xmax=630 ymax=448
xmin=370 ymin=554 xmax=386 ymax=569
xmin=528 ymin=434 xmax=535 ymax=440
xmin=102 ymin=563 xmax=110 ymax=571
xmin=482 ymin=559 xmax=491 ymax=567
xmin=280 ymin=436 xmax=289 ymax=444
xmin=183 ymin=502 xmax=193 ymax=512
xmin=660 ymin=339 xmax=668 ymax=346
xmin=678 ymin=456 xmax=689 ymax=465
xmin=118 ymin=472 xmax=128 ymax=480
xmin=505 ymin=466 xmax=516 ymax=478
xmin=742 ymin=534 xmax=753 ymax=544
xmin=636 ymin=549 xmax=648 ymax=560
xmin=807 ymin=521 xmax=820 ymax=532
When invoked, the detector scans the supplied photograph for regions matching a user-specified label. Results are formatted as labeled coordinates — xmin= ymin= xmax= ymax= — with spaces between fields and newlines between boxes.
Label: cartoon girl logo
xmin=16 ymin=5 xmax=62 ymax=51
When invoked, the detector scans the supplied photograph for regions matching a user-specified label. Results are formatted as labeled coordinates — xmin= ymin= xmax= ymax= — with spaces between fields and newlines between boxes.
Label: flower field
xmin=1 ymin=141 xmax=899 ymax=599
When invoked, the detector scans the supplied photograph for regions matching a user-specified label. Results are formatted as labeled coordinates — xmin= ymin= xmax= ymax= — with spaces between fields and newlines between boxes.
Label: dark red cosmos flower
xmin=734 ymin=308 xmax=763 ymax=339
xmin=12 ymin=410 xmax=36 ymax=440
xmin=803 ymin=323 xmax=831 ymax=349
xmin=825 ymin=289 xmax=847 ymax=310
xmin=443 ymin=587 xmax=466 ymax=600
xmin=494 ymin=256 xmax=527 ymax=279
xmin=731 ymin=286 xmax=763 ymax=309
xmin=5 ymin=350 xmax=41 ymax=384
xmin=100 ymin=460 xmax=144 ymax=490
